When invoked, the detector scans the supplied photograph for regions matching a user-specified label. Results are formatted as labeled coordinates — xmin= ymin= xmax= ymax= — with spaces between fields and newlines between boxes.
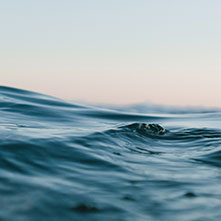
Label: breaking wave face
xmin=0 ymin=86 xmax=221 ymax=221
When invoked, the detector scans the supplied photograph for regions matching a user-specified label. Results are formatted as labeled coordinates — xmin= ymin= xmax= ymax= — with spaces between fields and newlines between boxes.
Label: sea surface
xmin=0 ymin=86 xmax=220 ymax=221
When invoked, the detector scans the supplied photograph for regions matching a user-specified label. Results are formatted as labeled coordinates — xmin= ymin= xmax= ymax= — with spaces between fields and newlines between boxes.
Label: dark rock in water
xmin=139 ymin=123 xmax=166 ymax=135
xmin=125 ymin=123 xmax=166 ymax=135
xmin=113 ymin=152 xmax=122 ymax=156
xmin=71 ymin=204 xmax=99 ymax=213
xmin=184 ymin=192 xmax=197 ymax=198
xmin=122 ymin=195 xmax=136 ymax=201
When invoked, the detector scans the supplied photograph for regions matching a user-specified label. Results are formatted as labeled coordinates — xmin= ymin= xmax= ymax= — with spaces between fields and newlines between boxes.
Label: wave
xmin=0 ymin=86 xmax=221 ymax=221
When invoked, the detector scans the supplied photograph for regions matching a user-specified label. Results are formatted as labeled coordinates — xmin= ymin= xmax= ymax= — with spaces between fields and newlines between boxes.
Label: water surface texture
xmin=0 ymin=86 xmax=221 ymax=221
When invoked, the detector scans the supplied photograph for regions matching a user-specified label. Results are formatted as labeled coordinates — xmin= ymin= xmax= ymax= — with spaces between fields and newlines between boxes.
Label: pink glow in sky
xmin=1 ymin=0 xmax=221 ymax=108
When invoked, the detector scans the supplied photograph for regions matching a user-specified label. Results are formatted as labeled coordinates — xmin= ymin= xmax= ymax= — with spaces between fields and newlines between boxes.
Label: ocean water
xmin=0 ymin=86 xmax=220 ymax=221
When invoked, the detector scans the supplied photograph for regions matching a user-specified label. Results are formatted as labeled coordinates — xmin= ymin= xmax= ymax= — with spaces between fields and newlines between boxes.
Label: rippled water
xmin=0 ymin=86 xmax=220 ymax=221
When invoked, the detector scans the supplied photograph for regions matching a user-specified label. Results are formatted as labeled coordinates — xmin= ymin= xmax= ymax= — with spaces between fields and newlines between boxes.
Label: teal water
xmin=0 ymin=86 xmax=220 ymax=221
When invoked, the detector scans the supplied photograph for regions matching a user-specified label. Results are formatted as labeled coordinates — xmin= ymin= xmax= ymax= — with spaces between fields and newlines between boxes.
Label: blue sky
xmin=1 ymin=0 xmax=221 ymax=107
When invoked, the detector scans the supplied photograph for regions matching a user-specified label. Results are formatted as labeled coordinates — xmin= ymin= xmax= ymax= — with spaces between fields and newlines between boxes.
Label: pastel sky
xmin=1 ymin=0 xmax=221 ymax=107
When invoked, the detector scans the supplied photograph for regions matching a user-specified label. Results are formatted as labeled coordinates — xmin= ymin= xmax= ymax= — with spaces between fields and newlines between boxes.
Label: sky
xmin=1 ymin=0 xmax=221 ymax=107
